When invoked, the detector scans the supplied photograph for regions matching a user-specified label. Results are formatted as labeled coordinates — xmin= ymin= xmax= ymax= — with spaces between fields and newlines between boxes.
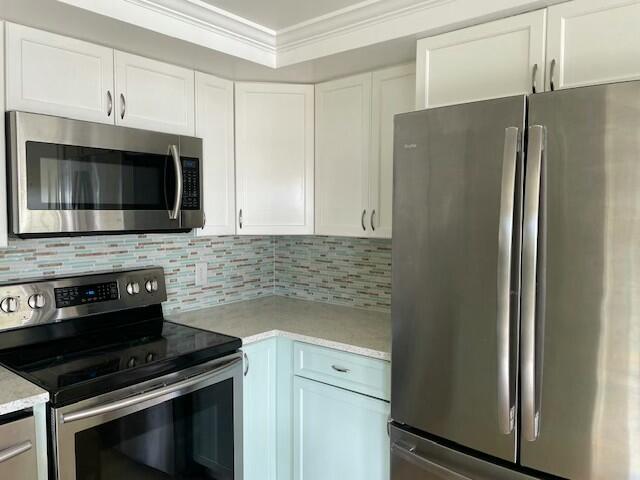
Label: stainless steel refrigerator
xmin=390 ymin=80 xmax=640 ymax=480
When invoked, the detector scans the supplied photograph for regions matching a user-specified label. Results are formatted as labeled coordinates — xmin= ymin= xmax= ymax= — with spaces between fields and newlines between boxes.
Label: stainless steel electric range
xmin=0 ymin=267 xmax=243 ymax=480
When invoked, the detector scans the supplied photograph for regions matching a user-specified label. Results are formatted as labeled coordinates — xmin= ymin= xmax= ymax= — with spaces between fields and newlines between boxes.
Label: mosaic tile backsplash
xmin=275 ymin=236 xmax=392 ymax=312
xmin=0 ymin=233 xmax=391 ymax=313
xmin=0 ymin=233 xmax=274 ymax=312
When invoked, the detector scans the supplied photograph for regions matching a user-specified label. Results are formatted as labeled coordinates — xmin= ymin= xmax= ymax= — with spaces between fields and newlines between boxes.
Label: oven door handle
xmin=168 ymin=144 xmax=183 ymax=221
xmin=61 ymin=356 xmax=241 ymax=424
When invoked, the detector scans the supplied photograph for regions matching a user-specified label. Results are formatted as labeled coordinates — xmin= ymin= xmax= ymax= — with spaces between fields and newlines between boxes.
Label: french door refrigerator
xmin=390 ymin=80 xmax=640 ymax=480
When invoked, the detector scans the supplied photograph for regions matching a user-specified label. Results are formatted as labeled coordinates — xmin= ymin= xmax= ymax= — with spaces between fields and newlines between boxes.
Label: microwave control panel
xmin=182 ymin=158 xmax=200 ymax=210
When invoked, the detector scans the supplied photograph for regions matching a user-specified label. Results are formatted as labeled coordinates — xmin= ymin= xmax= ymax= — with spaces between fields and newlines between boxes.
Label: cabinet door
xmin=5 ymin=23 xmax=114 ymax=124
xmin=547 ymin=0 xmax=640 ymax=90
xmin=293 ymin=376 xmax=390 ymax=480
xmin=416 ymin=10 xmax=546 ymax=108
xmin=0 ymin=22 xmax=7 ymax=248
xmin=195 ymin=72 xmax=235 ymax=236
xmin=315 ymin=73 xmax=372 ymax=237
xmin=370 ymin=64 xmax=415 ymax=239
xmin=235 ymin=83 xmax=314 ymax=235
xmin=114 ymin=51 xmax=195 ymax=135
xmin=243 ymin=340 xmax=277 ymax=480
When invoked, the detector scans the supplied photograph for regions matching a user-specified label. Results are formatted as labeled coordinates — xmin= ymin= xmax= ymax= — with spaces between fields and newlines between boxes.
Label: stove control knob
xmin=0 ymin=297 xmax=18 ymax=313
xmin=127 ymin=357 xmax=137 ymax=368
xmin=145 ymin=279 xmax=158 ymax=293
xmin=28 ymin=293 xmax=46 ymax=309
xmin=126 ymin=282 xmax=140 ymax=295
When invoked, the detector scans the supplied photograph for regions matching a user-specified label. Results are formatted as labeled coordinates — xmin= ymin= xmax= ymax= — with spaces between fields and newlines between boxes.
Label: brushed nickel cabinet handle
xmin=244 ymin=352 xmax=249 ymax=376
xmin=370 ymin=209 xmax=376 ymax=231
xmin=331 ymin=365 xmax=350 ymax=373
xmin=549 ymin=59 xmax=557 ymax=91
xmin=106 ymin=90 xmax=113 ymax=117
xmin=120 ymin=93 xmax=126 ymax=119
xmin=531 ymin=63 xmax=538 ymax=94
xmin=239 ymin=209 xmax=243 ymax=229
xmin=361 ymin=209 xmax=367 ymax=231
xmin=0 ymin=440 xmax=32 ymax=463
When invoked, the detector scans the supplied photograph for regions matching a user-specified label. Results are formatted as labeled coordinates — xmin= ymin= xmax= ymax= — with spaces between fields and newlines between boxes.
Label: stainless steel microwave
xmin=6 ymin=111 xmax=204 ymax=237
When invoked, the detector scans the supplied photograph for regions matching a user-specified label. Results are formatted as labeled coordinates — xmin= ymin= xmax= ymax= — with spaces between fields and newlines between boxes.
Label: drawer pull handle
xmin=0 ymin=440 xmax=32 ymax=463
xmin=331 ymin=365 xmax=350 ymax=373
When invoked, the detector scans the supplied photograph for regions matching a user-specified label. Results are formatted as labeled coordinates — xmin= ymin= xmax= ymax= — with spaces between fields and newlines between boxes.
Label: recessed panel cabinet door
xmin=235 ymin=82 xmax=314 ymax=235
xmin=293 ymin=376 xmax=390 ymax=480
xmin=416 ymin=10 xmax=546 ymax=108
xmin=370 ymin=64 xmax=415 ymax=239
xmin=5 ymin=22 xmax=114 ymax=124
xmin=195 ymin=72 xmax=235 ymax=236
xmin=315 ymin=73 xmax=372 ymax=237
xmin=114 ymin=51 xmax=195 ymax=135
xmin=547 ymin=0 xmax=640 ymax=90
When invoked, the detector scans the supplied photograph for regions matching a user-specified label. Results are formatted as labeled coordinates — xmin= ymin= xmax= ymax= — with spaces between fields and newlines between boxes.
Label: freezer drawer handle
xmin=522 ymin=124 xmax=546 ymax=442
xmin=391 ymin=442 xmax=473 ymax=480
xmin=0 ymin=440 xmax=32 ymax=464
xmin=496 ymin=126 xmax=520 ymax=435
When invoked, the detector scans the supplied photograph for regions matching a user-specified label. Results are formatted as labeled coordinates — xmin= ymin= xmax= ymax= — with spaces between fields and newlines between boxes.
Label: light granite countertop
xmin=0 ymin=366 xmax=49 ymax=416
xmin=167 ymin=296 xmax=391 ymax=361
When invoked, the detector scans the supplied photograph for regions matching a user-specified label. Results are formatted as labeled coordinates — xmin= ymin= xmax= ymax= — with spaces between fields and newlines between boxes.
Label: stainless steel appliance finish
xmin=390 ymin=425 xmax=537 ymax=480
xmin=391 ymin=95 xmax=526 ymax=462
xmin=54 ymin=353 xmax=243 ymax=480
xmin=391 ymin=80 xmax=640 ymax=480
xmin=0 ymin=415 xmax=38 ymax=479
xmin=6 ymin=111 xmax=204 ymax=236
xmin=519 ymin=81 xmax=640 ymax=480
xmin=0 ymin=267 xmax=166 ymax=331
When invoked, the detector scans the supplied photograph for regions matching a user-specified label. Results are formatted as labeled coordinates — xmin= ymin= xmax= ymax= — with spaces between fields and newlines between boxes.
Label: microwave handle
xmin=168 ymin=144 xmax=183 ymax=220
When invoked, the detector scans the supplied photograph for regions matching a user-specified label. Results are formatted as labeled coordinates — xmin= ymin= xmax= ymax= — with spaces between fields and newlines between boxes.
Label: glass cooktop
xmin=0 ymin=305 xmax=240 ymax=407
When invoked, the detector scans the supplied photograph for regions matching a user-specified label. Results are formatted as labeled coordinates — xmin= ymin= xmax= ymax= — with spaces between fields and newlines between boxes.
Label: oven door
xmin=7 ymin=111 xmax=203 ymax=236
xmin=53 ymin=354 xmax=242 ymax=480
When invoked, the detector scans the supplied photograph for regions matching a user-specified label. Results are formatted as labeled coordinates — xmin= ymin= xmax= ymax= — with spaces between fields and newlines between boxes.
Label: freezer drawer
xmin=390 ymin=424 xmax=538 ymax=480
xmin=0 ymin=413 xmax=38 ymax=479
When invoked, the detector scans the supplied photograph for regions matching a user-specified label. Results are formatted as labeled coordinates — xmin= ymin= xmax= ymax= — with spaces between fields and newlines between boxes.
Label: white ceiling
xmin=200 ymin=0 xmax=367 ymax=30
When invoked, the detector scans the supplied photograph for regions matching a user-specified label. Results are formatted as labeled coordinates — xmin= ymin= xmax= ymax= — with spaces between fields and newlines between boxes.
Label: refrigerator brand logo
xmin=403 ymin=143 xmax=417 ymax=149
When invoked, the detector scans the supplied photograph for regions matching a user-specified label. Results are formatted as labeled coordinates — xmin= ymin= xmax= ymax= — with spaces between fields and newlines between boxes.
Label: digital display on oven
xmin=55 ymin=282 xmax=119 ymax=308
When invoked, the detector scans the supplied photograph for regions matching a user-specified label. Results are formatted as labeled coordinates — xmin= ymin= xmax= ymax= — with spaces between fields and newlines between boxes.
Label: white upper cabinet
xmin=5 ymin=23 xmax=114 ymax=124
xmin=370 ymin=64 xmax=415 ymax=239
xmin=114 ymin=51 xmax=195 ymax=135
xmin=416 ymin=10 xmax=547 ymax=108
xmin=547 ymin=0 xmax=640 ymax=90
xmin=235 ymin=82 xmax=314 ymax=235
xmin=315 ymin=73 xmax=372 ymax=237
xmin=195 ymin=72 xmax=236 ymax=237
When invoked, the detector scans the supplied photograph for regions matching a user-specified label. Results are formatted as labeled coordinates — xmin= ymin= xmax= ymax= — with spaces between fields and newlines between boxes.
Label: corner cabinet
xmin=5 ymin=22 xmax=115 ymax=124
xmin=195 ymin=72 xmax=236 ymax=236
xmin=235 ymin=83 xmax=315 ymax=235
xmin=114 ymin=51 xmax=195 ymax=135
xmin=315 ymin=65 xmax=415 ymax=238
xmin=415 ymin=10 xmax=546 ymax=108
xmin=546 ymin=0 xmax=640 ymax=91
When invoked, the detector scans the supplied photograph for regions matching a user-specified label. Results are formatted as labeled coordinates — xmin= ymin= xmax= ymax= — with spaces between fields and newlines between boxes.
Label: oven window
xmin=25 ymin=141 xmax=176 ymax=210
xmin=74 ymin=379 xmax=235 ymax=479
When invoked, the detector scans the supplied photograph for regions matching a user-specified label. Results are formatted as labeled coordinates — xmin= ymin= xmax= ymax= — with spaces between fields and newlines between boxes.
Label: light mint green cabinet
xmin=243 ymin=339 xmax=277 ymax=480
xmin=292 ymin=376 xmax=390 ymax=480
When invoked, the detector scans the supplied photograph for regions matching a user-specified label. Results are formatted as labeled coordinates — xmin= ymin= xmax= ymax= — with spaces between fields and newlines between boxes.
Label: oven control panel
xmin=54 ymin=282 xmax=119 ymax=308
xmin=0 ymin=267 xmax=167 ymax=330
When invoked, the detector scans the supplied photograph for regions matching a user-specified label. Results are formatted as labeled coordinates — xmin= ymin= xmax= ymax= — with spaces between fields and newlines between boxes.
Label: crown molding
xmin=58 ymin=0 xmax=557 ymax=69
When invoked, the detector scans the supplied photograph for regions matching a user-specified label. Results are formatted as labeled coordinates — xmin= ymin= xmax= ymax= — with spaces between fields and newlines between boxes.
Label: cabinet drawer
xmin=293 ymin=342 xmax=390 ymax=401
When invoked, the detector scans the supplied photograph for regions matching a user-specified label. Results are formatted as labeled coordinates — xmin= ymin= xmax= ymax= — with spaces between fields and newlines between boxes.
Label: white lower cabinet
xmin=293 ymin=376 xmax=390 ymax=480
xmin=243 ymin=339 xmax=390 ymax=480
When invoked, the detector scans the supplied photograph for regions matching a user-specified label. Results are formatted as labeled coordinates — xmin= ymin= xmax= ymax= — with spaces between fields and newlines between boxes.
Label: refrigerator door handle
xmin=522 ymin=124 xmax=546 ymax=442
xmin=497 ymin=126 xmax=519 ymax=435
